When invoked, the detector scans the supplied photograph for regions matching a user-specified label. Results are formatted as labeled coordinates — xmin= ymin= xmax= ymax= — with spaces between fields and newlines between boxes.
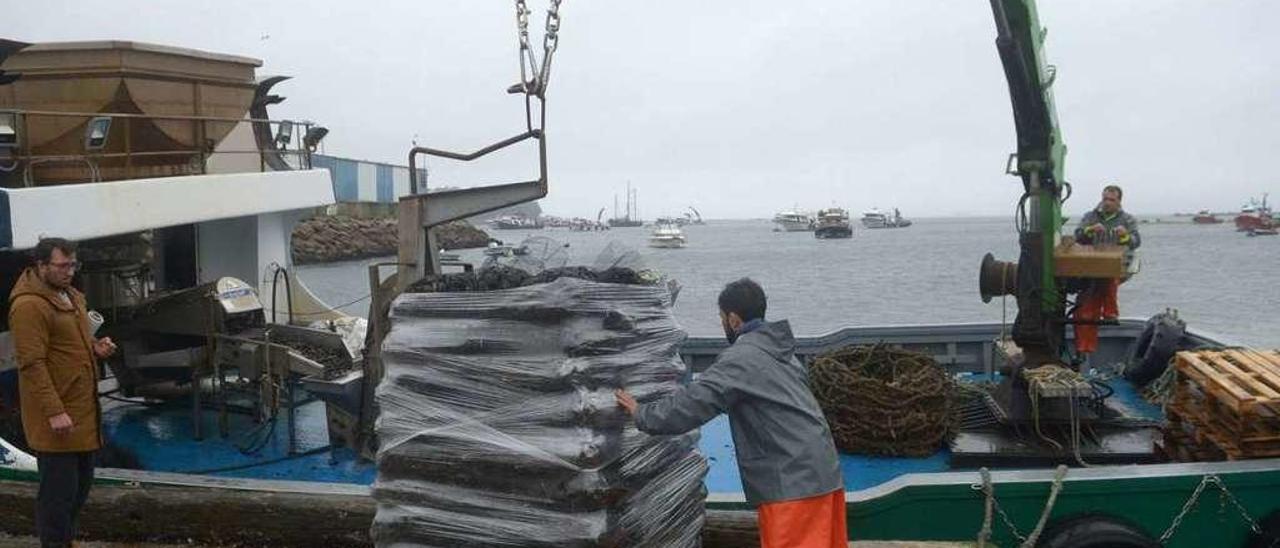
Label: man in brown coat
xmin=9 ymin=238 xmax=116 ymax=548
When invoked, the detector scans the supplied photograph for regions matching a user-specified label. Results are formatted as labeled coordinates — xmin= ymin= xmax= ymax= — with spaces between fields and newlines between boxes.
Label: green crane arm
xmin=989 ymin=0 xmax=1070 ymax=363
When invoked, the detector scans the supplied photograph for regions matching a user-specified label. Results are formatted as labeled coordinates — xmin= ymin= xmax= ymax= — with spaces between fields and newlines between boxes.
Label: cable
xmin=100 ymin=393 xmax=259 ymax=415
xmin=287 ymin=294 xmax=371 ymax=317
xmin=269 ymin=263 xmax=294 ymax=325
xmin=177 ymin=444 xmax=333 ymax=475
xmin=1014 ymin=192 xmax=1031 ymax=234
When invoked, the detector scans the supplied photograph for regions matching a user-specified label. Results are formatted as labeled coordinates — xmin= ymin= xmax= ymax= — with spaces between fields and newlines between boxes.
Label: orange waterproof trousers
xmin=757 ymin=489 xmax=848 ymax=548
xmin=1075 ymin=278 xmax=1120 ymax=354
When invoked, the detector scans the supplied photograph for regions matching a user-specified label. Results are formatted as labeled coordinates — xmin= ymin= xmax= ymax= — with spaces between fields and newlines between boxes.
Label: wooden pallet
xmin=1157 ymin=423 xmax=1225 ymax=462
xmin=1173 ymin=349 xmax=1280 ymax=414
xmin=1164 ymin=349 xmax=1280 ymax=460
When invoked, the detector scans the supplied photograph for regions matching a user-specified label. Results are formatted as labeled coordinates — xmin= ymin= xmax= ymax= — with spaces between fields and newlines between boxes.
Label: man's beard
xmin=723 ymin=322 xmax=738 ymax=344
xmin=41 ymin=271 xmax=70 ymax=290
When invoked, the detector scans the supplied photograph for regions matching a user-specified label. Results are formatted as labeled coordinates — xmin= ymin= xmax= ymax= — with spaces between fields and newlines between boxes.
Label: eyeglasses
xmin=47 ymin=261 xmax=79 ymax=271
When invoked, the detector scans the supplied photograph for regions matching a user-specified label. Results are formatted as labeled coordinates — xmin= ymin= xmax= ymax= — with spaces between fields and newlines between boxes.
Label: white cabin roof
xmin=1 ymin=170 xmax=334 ymax=250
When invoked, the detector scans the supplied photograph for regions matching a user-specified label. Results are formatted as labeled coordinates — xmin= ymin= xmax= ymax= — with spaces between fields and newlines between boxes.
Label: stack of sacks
xmin=373 ymin=275 xmax=707 ymax=547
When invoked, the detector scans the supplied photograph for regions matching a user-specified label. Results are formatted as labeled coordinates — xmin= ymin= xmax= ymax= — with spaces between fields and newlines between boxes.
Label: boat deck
xmin=101 ymin=398 xmax=375 ymax=484
xmin=94 ymin=373 xmax=1165 ymax=496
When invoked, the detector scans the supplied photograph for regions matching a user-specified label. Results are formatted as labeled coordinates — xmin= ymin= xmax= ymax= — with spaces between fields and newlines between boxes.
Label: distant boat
xmin=489 ymin=215 xmax=543 ymax=230
xmin=1192 ymin=210 xmax=1223 ymax=224
xmin=773 ymin=209 xmax=815 ymax=232
xmin=862 ymin=207 xmax=912 ymax=229
xmin=483 ymin=242 xmax=531 ymax=257
xmin=648 ymin=223 xmax=687 ymax=248
xmin=608 ymin=218 xmax=643 ymax=228
xmin=609 ymin=182 xmax=643 ymax=227
xmin=814 ymin=208 xmax=853 ymax=239
xmin=1235 ymin=194 xmax=1276 ymax=232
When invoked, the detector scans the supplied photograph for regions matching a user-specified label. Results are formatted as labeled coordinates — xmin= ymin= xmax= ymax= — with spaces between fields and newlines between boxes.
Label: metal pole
xmin=286 ymin=373 xmax=296 ymax=455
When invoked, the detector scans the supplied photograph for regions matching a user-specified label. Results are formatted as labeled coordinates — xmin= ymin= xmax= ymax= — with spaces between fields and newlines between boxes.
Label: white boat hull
xmin=775 ymin=220 xmax=814 ymax=232
xmin=649 ymin=237 xmax=686 ymax=248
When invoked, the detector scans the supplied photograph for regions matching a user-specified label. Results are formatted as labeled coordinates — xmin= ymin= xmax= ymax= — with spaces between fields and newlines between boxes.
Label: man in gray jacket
xmin=615 ymin=278 xmax=846 ymax=548
xmin=1072 ymin=184 xmax=1141 ymax=357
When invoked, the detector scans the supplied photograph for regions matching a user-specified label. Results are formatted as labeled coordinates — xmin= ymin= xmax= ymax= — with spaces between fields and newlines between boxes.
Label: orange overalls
xmin=1074 ymin=278 xmax=1120 ymax=354
xmin=757 ymin=489 xmax=848 ymax=548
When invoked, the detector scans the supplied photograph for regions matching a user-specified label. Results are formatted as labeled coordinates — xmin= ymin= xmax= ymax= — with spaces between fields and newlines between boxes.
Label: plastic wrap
xmin=373 ymin=275 xmax=706 ymax=547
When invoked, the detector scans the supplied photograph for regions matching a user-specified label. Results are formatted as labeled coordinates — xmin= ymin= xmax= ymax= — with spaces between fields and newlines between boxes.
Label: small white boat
xmin=648 ymin=223 xmax=687 ymax=248
xmin=773 ymin=209 xmax=815 ymax=232
xmin=861 ymin=207 xmax=912 ymax=229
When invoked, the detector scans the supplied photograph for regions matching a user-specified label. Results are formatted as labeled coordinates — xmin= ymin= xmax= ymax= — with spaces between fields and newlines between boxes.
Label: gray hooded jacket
xmin=634 ymin=320 xmax=843 ymax=505
xmin=1074 ymin=206 xmax=1141 ymax=249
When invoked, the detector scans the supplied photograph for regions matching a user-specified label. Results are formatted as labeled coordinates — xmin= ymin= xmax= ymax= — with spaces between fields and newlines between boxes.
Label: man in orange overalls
xmin=616 ymin=278 xmax=846 ymax=548
xmin=1073 ymin=185 xmax=1141 ymax=358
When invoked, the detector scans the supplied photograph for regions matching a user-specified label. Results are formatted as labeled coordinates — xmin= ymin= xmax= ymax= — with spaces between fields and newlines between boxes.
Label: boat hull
xmin=2 ymin=457 xmax=1278 ymax=547
xmin=649 ymin=238 xmax=686 ymax=248
xmin=774 ymin=219 xmax=814 ymax=232
xmin=815 ymin=224 xmax=853 ymax=238
xmin=1235 ymin=214 xmax=1275 ymax=232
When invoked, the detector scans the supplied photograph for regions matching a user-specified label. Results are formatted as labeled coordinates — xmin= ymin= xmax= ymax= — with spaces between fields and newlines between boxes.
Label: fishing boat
xmin=1234 ymin=195 xmax=1276 ymax=232
xmin=648 ymin=222 xmax=687 ymax=248
xmin=862 ymin=207 xmax=913 ymax=229
xmin=773 ymin=209 xmax=815 ymax=232
xmin=814 ymin=207 xmax=853 ymax=239
xmin=5 ymin=2 xmax=1280 ymax=546
xmin=1191 ymin=210 xmax=1223 ymax=224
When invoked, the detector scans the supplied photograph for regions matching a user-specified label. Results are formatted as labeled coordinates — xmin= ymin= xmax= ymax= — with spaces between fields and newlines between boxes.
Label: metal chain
xmin=537 ymin=0 xmax=563 ymax=97
xmin=992 ymin=496 xmax=1030 ymax=545
xmin=1158 ymin=475 xmax=1266 ymax=545
xmin=514 ymin=0 xmax=539 ymax=93
xmin=973 ymin=469 xmax=1030 ymax=546
xmin=512 ymin=0 xmax=564 ymax=98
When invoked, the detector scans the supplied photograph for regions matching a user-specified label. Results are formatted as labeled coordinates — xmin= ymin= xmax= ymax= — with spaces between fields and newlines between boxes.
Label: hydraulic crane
xmin=979 ymin=0 xmax=1071 ymax=369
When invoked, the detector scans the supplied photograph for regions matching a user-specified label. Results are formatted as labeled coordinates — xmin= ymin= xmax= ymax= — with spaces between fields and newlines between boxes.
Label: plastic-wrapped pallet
xmin=373 ymin=275 xmax=707 ymax=548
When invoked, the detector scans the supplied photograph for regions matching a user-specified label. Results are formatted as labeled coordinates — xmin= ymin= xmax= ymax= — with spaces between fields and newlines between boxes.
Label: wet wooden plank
xmin=1177 ymin=352 xmax=1256 ymax=412
xmin=1233 ymin=349 xmax=1280 ymax=397
xmin=1203 ymin=351 xmax=1278 ymax=400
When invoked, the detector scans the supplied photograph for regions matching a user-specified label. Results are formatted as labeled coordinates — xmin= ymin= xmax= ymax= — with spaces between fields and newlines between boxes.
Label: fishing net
xmin=808 ymin=344 xmax=954 ymax=457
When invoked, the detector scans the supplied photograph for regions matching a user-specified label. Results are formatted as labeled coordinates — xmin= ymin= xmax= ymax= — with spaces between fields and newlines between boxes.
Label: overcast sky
xmin=10 ymin=1 xmax=1279 ymax=218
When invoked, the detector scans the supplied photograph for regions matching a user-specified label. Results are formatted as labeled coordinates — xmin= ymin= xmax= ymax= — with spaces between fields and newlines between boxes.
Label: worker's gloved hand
xmin=1114 ymin=226 xmax=1128 ymax=238
xmin=1088 ymin=223 xmax=1105 ymax=235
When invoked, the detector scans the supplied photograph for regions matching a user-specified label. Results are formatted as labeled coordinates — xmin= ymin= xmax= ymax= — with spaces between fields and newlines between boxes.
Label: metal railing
xmin=0 ymin=108 xmax=318 ymax=187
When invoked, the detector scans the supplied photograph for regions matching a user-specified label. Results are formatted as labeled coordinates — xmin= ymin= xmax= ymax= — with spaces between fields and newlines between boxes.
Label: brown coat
xmin=8 ymin=268 xmax=102 ymax=453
